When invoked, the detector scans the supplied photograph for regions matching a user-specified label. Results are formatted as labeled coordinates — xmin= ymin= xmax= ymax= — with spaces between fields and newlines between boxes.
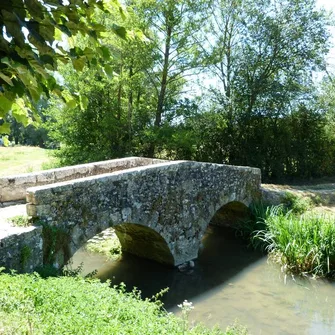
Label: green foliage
xmin=281 ymin=192 xmax=314 ymax=214
xmin=45 ymin=0 xmax=209 ymax=164
xmin=225 ymin=322 xmax=248 ymax=335
xmin=252 ymin=207 xmax=335 ymax=278
xmin=46 ymin=7 xmax=157 ymax=164
xmin=41 ymin=159 xmax=61 ymax=171
xmin=234 ymin=202 xmax=272 ymax=250
xmin=8 ymin=215 xmax=31 ymax=227
xmin=37 ymin=0 xmax=335 ymax=183
xmin=190 ymin=0 xmax=334 ymax=182
xmin=85 ymin=233 xmax=122 ymax=260
xmin=0 ymin=0 xmax=126 ymax=133
xmin=0 ymin=271 xmax=244 ymax=334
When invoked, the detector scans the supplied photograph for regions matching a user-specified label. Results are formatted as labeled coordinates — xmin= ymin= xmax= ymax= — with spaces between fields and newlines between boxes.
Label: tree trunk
xmin=148 ymin=19 xmax=173 ymax=157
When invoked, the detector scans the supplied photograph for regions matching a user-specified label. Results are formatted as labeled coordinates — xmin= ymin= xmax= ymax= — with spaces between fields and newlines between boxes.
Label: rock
xmin=178 ymin=260 xmax=195 ymax=273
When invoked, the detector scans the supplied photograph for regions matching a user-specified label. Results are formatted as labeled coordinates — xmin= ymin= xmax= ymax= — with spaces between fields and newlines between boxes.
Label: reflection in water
xmin=70 ymin=226 xmax=335 ymax=335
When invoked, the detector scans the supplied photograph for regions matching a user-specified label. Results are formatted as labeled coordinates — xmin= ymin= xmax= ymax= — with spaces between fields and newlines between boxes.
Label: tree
xmin=194 ymin=0 xmax=332 ymax=180
xmin=46 ymin=0 xmax=210 ymax=163
xmin=135 ymin=0 xmax=209 ymax=156
xmin=46 ymin=7 xmax=158 ymax=164
xmin=0 ymin=0 xmax=126 ymax=133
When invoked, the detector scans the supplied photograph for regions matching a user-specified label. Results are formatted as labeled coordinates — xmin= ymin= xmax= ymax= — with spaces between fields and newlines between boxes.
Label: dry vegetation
xmin=0 ymin=146 xmax=58 ymax=176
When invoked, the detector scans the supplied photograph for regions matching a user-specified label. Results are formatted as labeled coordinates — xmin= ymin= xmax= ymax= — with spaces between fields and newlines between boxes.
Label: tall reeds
xmin=247 ymin=204 xmax=335 ymax=278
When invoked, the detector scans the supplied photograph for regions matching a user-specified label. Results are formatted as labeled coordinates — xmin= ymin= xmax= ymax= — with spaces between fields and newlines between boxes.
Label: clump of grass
xmin=7 ymin=215 xmax=31 ymax=227
xmin=281 ymin=191 xmax=313 ymax=214
xmin=41 ymin=159 xmax=61 ymax=170
xmin=233 ymin=201 xmax=269 ymax=249
xmin=25 ymin=165 xmax=34 ymax=173
xmin=252 ymin=207 xmax=335 ymax=278
xmin=0 ymin=270 xmax=245 ymax=335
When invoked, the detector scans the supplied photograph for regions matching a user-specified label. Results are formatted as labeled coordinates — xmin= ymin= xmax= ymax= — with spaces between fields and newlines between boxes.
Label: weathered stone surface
xmin=0 ymin=203 xmax=43 ymax=273
xmin=0 ymin=225 xmax=43 ymax=273
xmin=261 ymin=186 xmax=285 ymax=205
xmin=26 ymin=160 xmax=261 ymax=267
xmin=0 ymin=157 xmax=164 ymax=202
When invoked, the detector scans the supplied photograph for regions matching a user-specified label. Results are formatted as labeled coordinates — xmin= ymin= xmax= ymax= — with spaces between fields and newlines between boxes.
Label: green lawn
xmin=0 ymin=146 xmax=58 ymax=176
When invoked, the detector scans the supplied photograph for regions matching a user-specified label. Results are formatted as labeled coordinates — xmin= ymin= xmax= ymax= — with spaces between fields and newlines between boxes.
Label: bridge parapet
xmin=26 ymin=160 xmax=261 ymax=267
xmin=0 ymin=157 xmax=164 ymax=203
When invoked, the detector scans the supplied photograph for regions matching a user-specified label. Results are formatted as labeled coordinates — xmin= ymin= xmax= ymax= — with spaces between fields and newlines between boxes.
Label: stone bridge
xmin=24 ymin=158 xmax=261 ymax=268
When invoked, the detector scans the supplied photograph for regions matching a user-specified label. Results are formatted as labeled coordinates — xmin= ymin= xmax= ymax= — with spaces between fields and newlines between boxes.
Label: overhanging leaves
xmin=0 ymin=0 xmax=127 ymax=133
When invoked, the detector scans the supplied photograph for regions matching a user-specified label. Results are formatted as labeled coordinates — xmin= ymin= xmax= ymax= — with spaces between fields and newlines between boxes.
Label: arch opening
xmin=114 ymin=223 xmax=175 ymax=266
xmin=209 ymin=201 xmax=251 ymax=227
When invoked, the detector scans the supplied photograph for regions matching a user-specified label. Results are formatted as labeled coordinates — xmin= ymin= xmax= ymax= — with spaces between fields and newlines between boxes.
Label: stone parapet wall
xmin=0 ymin=157 xmax=164 ymax=202
xmin=0 ymin=225 xmax=43 ymax=273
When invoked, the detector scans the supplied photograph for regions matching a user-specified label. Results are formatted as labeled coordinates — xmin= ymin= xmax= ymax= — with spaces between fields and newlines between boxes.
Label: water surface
xmin=70 ymin=226 xmax=335 ymax=335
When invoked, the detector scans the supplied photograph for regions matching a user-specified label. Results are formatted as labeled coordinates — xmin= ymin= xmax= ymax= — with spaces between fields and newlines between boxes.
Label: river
xmin=69 ymin=226 xmax=335 ymax=335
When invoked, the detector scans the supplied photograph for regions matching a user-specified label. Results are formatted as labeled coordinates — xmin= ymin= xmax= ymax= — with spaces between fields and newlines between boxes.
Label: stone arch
xmin=209 ymin=201 xmax=252 ymax=227
xmin=51 ymin=221 xmax=175 ymax=269
xmin=114 ymin=223 xmax=175 ymax=265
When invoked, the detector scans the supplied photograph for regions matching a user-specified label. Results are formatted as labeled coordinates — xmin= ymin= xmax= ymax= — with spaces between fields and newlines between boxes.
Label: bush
xmin=281 ymin=191 xmax=313 ymax=214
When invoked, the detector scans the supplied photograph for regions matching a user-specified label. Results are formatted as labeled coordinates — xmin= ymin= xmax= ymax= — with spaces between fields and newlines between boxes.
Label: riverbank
xmin=0 ymin=270 xmax=246 ymax=335
xmin=247 ymin=205 xmax=335 ymax=278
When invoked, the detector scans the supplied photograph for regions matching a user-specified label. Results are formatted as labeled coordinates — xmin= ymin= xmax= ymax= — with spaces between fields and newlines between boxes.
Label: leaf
xmin=104 ymin=64 xmax=114 ymax=78
xmin=0 ymin=122 xmax=11 ymax=134
xmin=72 ymin=57 xmax=86 ymax=72
xmin=24 ymin=0 xmax=45 ymax=20
xmin=12 ymin=98 xmax=29 ymax=126
xmin=54 ymin=27 xmax=63 ymax=41
xmin=28 ymin=86 xmax=41 ymax=102
xmin=79 ymin=95 xmax=89 ymax=110
xmin=2 ymin=10 xmax=26 ymax=48
xmin=38 ymin=19 xmax=55 ymax=42
xmin=98 ymin=46 xmax=111 ymax=61
xmin=40 ymin=55 xmax=56 ymax=68
xmin=111 ymin=24 xmax=127 ymax=39
xmin=1 ymin=57 xmax=11 ymax=66
xmin=62 ymin=90 xmax=79 ymax=109
xmin=119 ymin=6 xmax=127 ymax=21
xmin=66 ymin=99 xmax=77 ymax=109
xmin=0 ymin=73 xmax=14 ymax=86
xmin=0 ymin=94 xmax=13 ymax=114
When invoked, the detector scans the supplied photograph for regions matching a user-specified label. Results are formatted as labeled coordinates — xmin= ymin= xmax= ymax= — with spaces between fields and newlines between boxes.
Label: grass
xmin=280 ymin=191 xmax=314 ymax=214
xmin=247 ymin=204 xmax=335 ymax=278
xmin=85 ymin=228 xmax=122 ymax=260
xmin=0 ymin=146 xmax=60 ymax=176
xmin=7 ymin=215 xmax=31 ymax=227
xmin=0 ymin=270 xmax=247 ymax=335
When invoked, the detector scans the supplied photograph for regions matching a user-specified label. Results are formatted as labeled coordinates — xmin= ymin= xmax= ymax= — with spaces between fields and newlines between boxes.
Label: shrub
xmin=281 ymin=191 xmax=313 ymax=214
